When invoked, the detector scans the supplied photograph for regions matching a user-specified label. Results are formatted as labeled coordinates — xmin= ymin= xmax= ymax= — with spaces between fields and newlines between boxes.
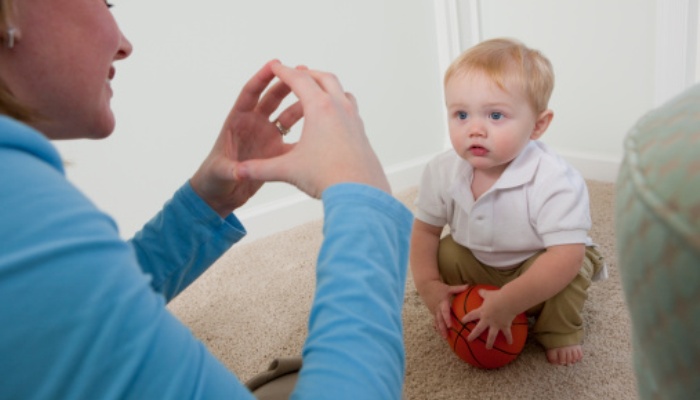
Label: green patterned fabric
xmin=616 ymin=84 xmax=700 ymax=399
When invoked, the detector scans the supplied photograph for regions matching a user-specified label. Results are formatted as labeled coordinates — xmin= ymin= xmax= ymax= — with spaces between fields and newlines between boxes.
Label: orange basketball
xmin=446 ymin=284 xmax=528 ymax=369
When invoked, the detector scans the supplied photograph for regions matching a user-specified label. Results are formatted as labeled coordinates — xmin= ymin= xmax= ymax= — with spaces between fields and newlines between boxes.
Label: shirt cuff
xmin=178 ymin=182 xmax=247 ymax=243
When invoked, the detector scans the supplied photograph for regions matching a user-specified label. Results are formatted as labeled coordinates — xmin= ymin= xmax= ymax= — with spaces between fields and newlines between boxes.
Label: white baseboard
xmin=558 ymin=150 xmax=622 ymax=183
xmin=236 ymin=154 xmax=436 ymax=242
xmin=236 ymin=192 xmax=322 ymax=243
xmin=384 ymin=153 xmax=437 ymax=193
xmin=237 ymin=151 xmax=620 ymax=242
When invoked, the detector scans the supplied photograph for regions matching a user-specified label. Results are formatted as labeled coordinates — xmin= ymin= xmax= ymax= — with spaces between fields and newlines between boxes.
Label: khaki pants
xmin=438 ymin=235 xmax=604 ymax=349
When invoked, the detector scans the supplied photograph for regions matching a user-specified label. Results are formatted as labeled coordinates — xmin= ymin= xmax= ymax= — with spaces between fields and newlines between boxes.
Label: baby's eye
xmin=105 ymin=1 xmax=114 ymax=8
xmin=490 ymin=112 xmax=504 ymax=120
xmin=457 ymin=111 xmax=468 ymax=120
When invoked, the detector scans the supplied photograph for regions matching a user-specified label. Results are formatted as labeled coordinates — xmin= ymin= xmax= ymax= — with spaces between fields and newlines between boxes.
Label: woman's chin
xmin=85 ymin=114 xmax=117 ymax=140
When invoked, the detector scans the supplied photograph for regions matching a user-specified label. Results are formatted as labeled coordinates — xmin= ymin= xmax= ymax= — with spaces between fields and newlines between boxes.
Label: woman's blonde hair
xmin=0 ymin=0 xmax=36 ymax=121
xmin=444 ymin=38 xmax=555 ymax=114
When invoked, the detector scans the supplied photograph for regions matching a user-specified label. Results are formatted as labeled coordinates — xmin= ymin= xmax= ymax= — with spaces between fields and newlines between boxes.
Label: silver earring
xmin=5 ymin=27 xmax=15 ymax=49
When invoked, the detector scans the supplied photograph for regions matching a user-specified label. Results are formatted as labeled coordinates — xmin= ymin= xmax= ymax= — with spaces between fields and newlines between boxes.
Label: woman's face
xmin=0 ymin=0 xmax=132 ymax=139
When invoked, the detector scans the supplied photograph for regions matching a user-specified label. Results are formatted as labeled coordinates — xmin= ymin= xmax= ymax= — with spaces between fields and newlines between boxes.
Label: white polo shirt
xmin=415 ymin=141 xmax=593 ymax=269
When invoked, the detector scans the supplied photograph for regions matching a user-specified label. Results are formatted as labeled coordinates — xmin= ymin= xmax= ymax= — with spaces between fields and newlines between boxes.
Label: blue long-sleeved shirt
xmin=0 ymin=116 xmax=412 ymax=399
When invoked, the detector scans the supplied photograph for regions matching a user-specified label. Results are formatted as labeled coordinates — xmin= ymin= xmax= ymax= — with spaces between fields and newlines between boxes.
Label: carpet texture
xmin=169 ymin=180 xmax=637 ymax=399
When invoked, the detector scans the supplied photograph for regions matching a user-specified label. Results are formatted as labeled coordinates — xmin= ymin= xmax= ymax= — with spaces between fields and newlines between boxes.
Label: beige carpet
xmin=168 ymin=180 xmax=638 ymax=399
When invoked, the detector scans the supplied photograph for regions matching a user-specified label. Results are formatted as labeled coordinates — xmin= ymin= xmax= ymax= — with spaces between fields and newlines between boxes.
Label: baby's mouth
xmin=469 ymin=145 xmax=488 ymax=156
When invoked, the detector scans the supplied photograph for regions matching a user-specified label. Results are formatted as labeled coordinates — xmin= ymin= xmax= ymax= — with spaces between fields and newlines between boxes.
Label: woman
xmin=0 ymin=0 xmax=411 ymax=398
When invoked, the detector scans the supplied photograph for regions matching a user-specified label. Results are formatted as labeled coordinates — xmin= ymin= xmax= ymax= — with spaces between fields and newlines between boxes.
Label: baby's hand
xmin=420 ymin=282 xmax=469 ymax=339
xmin=462 ymin=288 xmax=517 ymax=349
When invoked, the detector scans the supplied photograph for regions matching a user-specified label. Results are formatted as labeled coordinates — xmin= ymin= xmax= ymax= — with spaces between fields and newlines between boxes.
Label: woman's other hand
xmin=190 ymin=60 xmax=302 ymax=217
xmin=234 ymin=62 xmax=390 ymax=198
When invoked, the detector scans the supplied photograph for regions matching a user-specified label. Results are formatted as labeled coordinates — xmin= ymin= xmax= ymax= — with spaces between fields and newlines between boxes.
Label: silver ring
xmin=274 ymin=120 xmax=290 ymax=136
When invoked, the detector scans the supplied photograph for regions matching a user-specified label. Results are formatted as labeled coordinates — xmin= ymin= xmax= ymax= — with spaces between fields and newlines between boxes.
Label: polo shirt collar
xmin=492 ymin=141 xmax=541 ymax=190
xmin=449 ymin=141 xmax=543 ymax=208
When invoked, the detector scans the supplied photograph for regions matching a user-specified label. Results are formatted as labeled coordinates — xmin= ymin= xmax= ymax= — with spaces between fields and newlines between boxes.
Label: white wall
xmin=656 ymin=0 xmax=699 ymax=105
xmin=56 ymin=0 xmax=446 ymax=241
xmin=470 ymin=0 xmax=697 ymax=183
xmin=55 ymin=0 xmax=698 ymax=242
xmin=476 ymin=0 xmax=656 ymax=179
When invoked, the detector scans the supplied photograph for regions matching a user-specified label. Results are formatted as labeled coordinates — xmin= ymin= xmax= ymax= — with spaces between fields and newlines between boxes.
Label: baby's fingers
xmin=448 ymin=284 xmax=469 ymax=296
xmin=439 ymin=300 xmax=453 ymax=331
xmin=467 ymin=319 xmax=487 ymax=342
xmin=485 ymin=328 xmax=499 ymax=350
xmin=434 ymin=312 xmax=449 ymax=339
xmin=503 ymin=327 xmax=514 ymax=345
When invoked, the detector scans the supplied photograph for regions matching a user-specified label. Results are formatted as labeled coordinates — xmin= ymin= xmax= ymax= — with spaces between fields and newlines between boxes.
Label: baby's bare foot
xmin=546 ymin=345 xmax=583 ymax=366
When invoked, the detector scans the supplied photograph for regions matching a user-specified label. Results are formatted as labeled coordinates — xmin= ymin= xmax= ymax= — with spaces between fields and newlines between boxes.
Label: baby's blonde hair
xmin=444 ymin=38 xmax=554 ymax=114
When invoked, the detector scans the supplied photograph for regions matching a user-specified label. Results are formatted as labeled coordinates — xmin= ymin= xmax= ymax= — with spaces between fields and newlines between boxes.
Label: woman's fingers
xmin=233 ymin=60 xmax=279 ymax=112
xmin=238 ymin=61 xmax=389 ymax=197
xmin=273 ymin=101 xmax=304 ymax=135
xmin=270 ymin=62 xmax=328 ymax=103
xmin=305 ymin=69 xmax=346 ymax=97
xmin=257 ymin=79 xmax=293 ymax=117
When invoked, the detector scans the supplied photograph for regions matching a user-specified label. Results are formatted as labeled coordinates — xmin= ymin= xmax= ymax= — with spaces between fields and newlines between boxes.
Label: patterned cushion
xmin=616 ymin=84 xmax=700 ymax=399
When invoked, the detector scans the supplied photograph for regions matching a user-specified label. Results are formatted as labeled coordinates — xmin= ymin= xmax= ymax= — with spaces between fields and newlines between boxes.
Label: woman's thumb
xmin=234 ymin=158 xmax=283 ymax=183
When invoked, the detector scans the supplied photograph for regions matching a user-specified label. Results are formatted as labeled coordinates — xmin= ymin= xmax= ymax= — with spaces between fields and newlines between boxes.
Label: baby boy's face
xmin=444 ymin=71 xmax=542 ymax=177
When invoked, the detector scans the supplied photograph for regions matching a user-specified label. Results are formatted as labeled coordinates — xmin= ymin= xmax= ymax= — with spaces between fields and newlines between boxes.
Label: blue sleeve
xmin=292 ymin=184 xmax=413 ymax=399
xmin=1 ymin=118 xmax=412 ymax=399
xmin=0 ymin=124 xmax=255 ymax=399
xmin=129 ymin=182 xmax=246 ymax=301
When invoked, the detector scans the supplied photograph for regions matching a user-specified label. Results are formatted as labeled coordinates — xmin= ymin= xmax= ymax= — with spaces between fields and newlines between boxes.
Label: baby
xmin=410 ymin=38 xmax=606 ymax=366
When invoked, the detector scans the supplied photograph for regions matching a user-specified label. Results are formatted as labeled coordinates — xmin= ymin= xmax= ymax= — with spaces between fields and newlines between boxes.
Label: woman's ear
xmin=0 ymin=0 xmax=21 ymax=49
xmin=530 ymin=109 xmax=553 ymax=140
xmin=2 ymin=26 xmax=18 ymax=49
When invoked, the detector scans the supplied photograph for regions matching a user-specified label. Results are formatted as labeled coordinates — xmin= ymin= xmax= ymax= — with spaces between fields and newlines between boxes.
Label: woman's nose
xmin=116 ymin=31 xmax=133 ymax=60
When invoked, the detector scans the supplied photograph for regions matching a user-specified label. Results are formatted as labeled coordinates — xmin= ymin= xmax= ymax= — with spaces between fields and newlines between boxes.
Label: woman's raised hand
xmin=234 ymin=62 xmax=390 ymax=198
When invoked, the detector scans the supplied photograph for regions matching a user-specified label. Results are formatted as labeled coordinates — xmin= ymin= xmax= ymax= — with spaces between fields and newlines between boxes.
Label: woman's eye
xmin=457 ymin=111 xmax=468 ymax=120
xmin=105 ymin=1 xmax=114 ymax=8
xmin=490 ymin=112 xmax=504 ymax=120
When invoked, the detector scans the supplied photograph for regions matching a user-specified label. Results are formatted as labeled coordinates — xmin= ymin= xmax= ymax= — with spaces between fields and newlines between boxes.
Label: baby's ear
xmin=531 ymin=109 xmax=554 ymax=140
